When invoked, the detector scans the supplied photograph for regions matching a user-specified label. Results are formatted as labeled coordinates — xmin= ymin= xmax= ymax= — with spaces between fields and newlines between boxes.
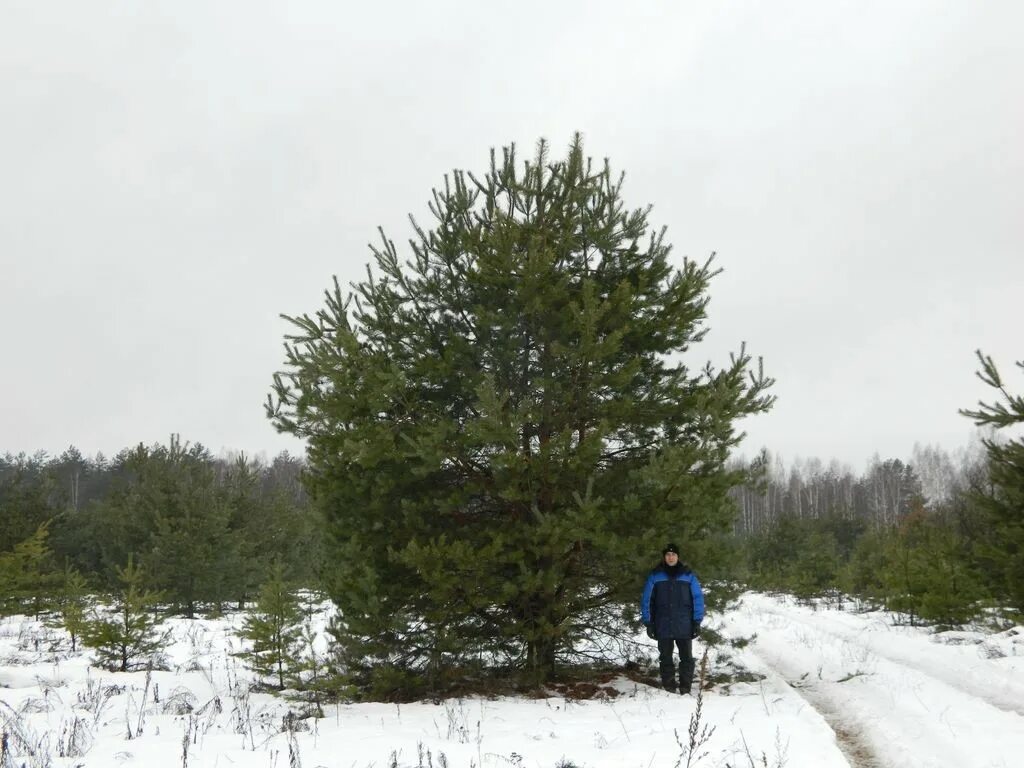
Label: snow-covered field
xmin=1 ymin=594 xmax=1022 ymax=767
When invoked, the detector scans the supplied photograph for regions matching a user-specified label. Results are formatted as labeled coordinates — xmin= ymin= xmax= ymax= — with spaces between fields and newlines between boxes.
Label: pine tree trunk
xmin=523 ymin=586 xmax=560 ymax=685
xmin=525 ymin=637 xmax=556 ymax=684
xmin=276 ymin=633 xmax=285 ymax=690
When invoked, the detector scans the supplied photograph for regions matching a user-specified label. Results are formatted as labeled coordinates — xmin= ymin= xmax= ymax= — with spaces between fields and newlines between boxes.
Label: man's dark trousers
xmin=658 ymin=638 xmax=695 ymax=693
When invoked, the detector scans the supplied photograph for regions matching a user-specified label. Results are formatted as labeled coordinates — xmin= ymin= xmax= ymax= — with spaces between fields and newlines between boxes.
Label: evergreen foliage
xmin=0 ymin=440 xmax=321 ymax=624
xmin=236 ymin=563 xmax=304 ymax=691
xmin=733 ymin=453 xmax=989 ymax=626
xmin=69 ymin=438 xmax=322 ymax=613
xmin=0 ymin=454 xmax=60 ymax=553
xmin=862 ymin=509 xmax=984 ymax=625
xmin=146 ymin=446 xmax=241 ymax=617
xmin=286 ymin=593 xmax=340 ymax=716
xmin=741 ymin=514 xmax=850 ymax=599
xmin=0 ymin=521 xmax=62 ymax=618
xmin=961 ymin=351 xmax=1024 ymax=614
xmin=268 ymin=136 xmax=774 ymax=692
xmin=47 ymin=563 xmax=91 ymax=653
xmin=81 ymin=556 xmax=167 ymax=672
xmin=223 ymin=453 xmax=325 ymax=605
xmin=84 ymin=438 xmax=240 ymax=615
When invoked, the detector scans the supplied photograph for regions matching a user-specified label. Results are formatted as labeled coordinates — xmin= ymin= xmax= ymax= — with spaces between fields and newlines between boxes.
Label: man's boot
xmin=660 ymin=659 xmax=677 ymax=693
xmin=678 ymin=658 xmax=696 ymax=695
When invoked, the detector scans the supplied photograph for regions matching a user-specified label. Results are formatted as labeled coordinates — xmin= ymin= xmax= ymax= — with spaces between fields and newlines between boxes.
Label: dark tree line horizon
xmin=0 ymin=432 xmax=987 ymax=552
xmin=727 ymin=387 xmax=1024 ymax=627
xmin=0 ymin=437 xmax=323 ymax=617
xmin=0 ymin=430 xmax=1009 ymax=613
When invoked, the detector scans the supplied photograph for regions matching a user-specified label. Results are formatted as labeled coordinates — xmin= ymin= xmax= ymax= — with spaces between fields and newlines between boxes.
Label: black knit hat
xmin=662 ymin=543 xmax=679 ymax=555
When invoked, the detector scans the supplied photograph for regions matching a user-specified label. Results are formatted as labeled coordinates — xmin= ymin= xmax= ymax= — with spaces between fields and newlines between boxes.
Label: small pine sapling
xmin=81 ymin=556 xmax=168 ymax=671
xmin=46 ymin=563 xmax=90 ymax=653
xmin=285 ymin=592 xmax=334 ymax=716
xmin=236 ymin=563 xmax=303 ymax=690
xmin=0 ymin=521 xmax=63 ymax=618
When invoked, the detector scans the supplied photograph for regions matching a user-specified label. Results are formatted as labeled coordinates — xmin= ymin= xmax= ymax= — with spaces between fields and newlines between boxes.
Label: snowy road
xmin=721 ymin=593 xmax=1024 ymax=768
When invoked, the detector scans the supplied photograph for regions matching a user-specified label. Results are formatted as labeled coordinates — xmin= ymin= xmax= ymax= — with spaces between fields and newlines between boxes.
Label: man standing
xmin=640 ymin=543 xmax=705 ymax=694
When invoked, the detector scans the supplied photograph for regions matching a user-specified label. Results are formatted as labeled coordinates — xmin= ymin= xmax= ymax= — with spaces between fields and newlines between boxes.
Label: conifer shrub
xmin=80 ymin=556 xmax=167 ymax=672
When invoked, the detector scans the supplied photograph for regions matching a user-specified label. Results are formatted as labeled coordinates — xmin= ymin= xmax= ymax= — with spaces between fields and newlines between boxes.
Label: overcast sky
xmin=1 ymin=0 xmax=1021 ymax=470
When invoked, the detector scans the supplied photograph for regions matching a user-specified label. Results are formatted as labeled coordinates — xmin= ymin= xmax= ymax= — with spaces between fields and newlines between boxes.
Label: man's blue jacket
xmin=641 ymin=563 xmax=705 ymax=640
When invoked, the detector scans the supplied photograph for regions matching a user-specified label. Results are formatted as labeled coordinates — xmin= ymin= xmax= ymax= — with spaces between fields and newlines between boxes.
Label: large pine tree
xmin=268 ymin=136 xmax=774 ymax=692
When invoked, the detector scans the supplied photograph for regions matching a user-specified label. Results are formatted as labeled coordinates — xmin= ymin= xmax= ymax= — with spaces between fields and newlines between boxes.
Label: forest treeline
xmin=1 ymin=432 xmax=1017 ymax=630
xmin=0 ymin=436 xmax=323 ymax=619
xmin=724 ymin=440 xmax=1019 ymax=626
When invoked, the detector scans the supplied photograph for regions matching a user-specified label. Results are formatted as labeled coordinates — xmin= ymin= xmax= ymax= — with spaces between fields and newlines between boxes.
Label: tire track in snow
xmin=751 ymin=599 xmax=1024 ymax=718
xmin=747 ymin=651 xmax=882 ymax=768
xmin=742 ymin=640 xmax=992 ymax=768
xmin=727 ymin=597 xmax=1024 ymax=768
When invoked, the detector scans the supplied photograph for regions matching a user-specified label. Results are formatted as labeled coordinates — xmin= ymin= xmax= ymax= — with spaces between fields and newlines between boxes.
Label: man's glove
xmin=644 ymin=623 xmax=657 ymax=639
xmin=692 ymin=622 xmax=702 ymax=639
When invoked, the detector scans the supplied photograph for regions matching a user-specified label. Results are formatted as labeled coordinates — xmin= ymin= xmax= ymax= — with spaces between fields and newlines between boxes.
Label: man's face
xmin=664 ymin=551 xmax=679 ymax=565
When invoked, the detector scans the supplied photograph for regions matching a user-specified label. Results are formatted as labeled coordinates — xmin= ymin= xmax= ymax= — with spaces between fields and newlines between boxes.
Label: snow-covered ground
xmin=720 ymin=593 xmax=1024 ymax=768
xmin=1 ymin=593 xmax=1022 ymax=767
